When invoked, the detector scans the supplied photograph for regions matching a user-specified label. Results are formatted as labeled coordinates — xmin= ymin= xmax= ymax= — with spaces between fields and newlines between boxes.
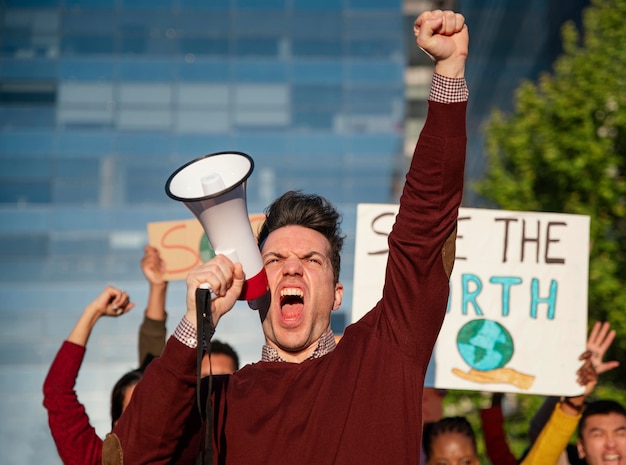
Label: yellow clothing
xmin=521 ymin=403 xmax=581 ymax=465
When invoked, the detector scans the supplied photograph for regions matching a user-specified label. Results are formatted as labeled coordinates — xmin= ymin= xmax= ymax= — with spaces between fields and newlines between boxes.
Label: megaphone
xmin=165 ymin=151 xmax=268 ymax=301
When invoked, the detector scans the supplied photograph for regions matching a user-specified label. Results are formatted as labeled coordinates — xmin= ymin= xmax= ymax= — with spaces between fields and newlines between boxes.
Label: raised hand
xmin=587 ymin=321 xmax=619 ymax=375
xmin=413 ymin=9 xmax=468 ymax=78
xmin=141 ymin=245 xmax=167 ymax=285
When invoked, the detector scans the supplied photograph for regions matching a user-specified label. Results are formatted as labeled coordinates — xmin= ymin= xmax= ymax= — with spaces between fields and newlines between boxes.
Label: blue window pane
xmin=53 ymin=181 xmax=100 ymax=204
xmin=55 ymin=132 xmax=115 ymax=157
xmin=347 ymin=0 xmax=401 ymax=10
xmin=125 ymin=164 xmax=173 ymax=203
xmin=131 ymin=36 xmax=179 ymax=56
xmin=0 ymin=131 xmax=54 ymax=156
xmin=234 ymin=61 xmax=288 ymax=83
xmin=116 ymin=133 xmax=173 ymax=155
xmin=292 ymin=84 xmax=342 ymax=110
xmin=288 ymin=134 xmax=345 ymax=157
xmin=63 ymin=12 xmax=116 ymax=33
xmin=0 ymin=106 xmax=55 ymax=128
xmin=292 ymin=39 xmax=342 ymax=58
xmin=292 ymin=61 xmax=343 ymax=84
xmin=118 ymin=60 xmax=176 ymax=81
xmin=62 ymin=36 xmax=115 ymax=55
xmin=0 ymin=211 xmax=49 ymax=233
xmin=348 ymin=134 xmax=399 ymax=156
xmin=347 ymin=39 xmax=401 ymax=58
xmin=177 ymin=13 xmax=232 ymax=34
xmin=0 ymin=60 xmax=58 ymax=80
xmin=176 ymin=134 xmax=235 ymax=156
xmin=5 ymin=0 xmax=57 ymax=6
xmin=59 ymin=59 xmax=116 ymax=80
xmin=0 ymin=181 xmax=51 ymax=204
xmin=289 ymin=12 xmax=342 ymax=38
xmin=52 ymin=208 xmax=109 ymax=231
xmin=66 ymin=0 xmax=116 ymax=7
xmin=292 ymin=111 xmax=333 ymax=130
xmin=234 ymin=0 xmax=286 ymax=9
xmin=0 ymin=234 xmax=49 ymax=257
xmin=179 ymin=0 xmax=232 ymax=9
xmin=49 ymin=236 xmax=109 ymax=255
xmin=55 ymin=158 xmax=100 ymax=178
xmin=178 ymin=60 xmax=231 ymax=82
xmin=293 ymin=0 xmax=342 ymax=11
xmin=0 ymin=157 xmax=52 ymax=178
xmin=1 ymin=32 xmax=31 ymax=57
xmin=234 ymin=12 xmax=288 ymax=35
xmin=230 ymin=134 xmax=287 ymax=158
xmin=346 ymin=62 xmax=403 ymax=83
xmin=120 ymin=36 xmax=147 ymax=54
xmin=345 ymin=86 xmax=401 ymax=113
xmin=235 ymin=38 xmax=279 ymax=57
xmin=120 ymin=0 xmax=174 ymax=9
xmin=345 ymin=12 xmax=403 ymax=36
xmin=181 ymin=38 xmax=229 ymax=56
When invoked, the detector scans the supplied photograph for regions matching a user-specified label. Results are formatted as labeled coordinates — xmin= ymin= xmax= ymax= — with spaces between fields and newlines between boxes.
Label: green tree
xmin=476 ymin=0 xmax=626 ymax=387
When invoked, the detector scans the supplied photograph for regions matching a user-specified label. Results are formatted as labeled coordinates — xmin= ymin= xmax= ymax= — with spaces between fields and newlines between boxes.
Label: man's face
xmin=577 ymin=412 xmax=626 ymax=465
xmin=260 ymin=225 xmax=343 ymax=362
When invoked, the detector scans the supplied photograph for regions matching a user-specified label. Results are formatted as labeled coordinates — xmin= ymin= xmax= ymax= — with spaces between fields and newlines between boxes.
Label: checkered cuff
xmin=429 ymin=73 xmax=469 ymax=103
xmin=173 ymin=316 xmax=198 ymax=349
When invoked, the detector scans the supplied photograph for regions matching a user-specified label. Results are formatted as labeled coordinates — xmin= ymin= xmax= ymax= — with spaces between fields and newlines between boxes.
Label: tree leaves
xmin=476 ymin=0 xmax=626 ymax=385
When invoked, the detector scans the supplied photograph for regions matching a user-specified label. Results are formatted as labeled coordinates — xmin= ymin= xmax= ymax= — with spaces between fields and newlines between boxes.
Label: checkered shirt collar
xmin=261 ymin=327 xmax=336 ymax=362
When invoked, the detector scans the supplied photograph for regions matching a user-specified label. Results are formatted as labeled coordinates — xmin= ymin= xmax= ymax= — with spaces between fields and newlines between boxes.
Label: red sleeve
xmin=110 ymin=335 xmax=202 ymax=464
xmin=480 ymin=405 xmax=518 ymax=465
xmin=43 ymin=341 xmax=103 ymax=465
xmin=366 ymin=100 xmax=467 ymax=365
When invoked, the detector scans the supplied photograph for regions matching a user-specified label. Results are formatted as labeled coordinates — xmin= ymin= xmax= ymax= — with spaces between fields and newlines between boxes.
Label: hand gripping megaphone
xmin=165 ymin=151 xmax=268 ymax=301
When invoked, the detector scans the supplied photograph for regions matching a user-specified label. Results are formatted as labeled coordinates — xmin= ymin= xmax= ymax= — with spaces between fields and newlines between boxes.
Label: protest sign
xmin=147 ymin=214 xmax=265 ymax=281
xmin=352 ymin=205 xmax=590 ymax=396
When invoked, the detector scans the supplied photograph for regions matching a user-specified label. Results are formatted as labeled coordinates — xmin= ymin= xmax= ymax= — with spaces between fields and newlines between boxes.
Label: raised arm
xmin=138 ymin=245 xmax=169 ymax=365
xmin=43 ymin=287 xmax=134 ymax=465
xmin=373 ymin=9 xmax=468 ymax=361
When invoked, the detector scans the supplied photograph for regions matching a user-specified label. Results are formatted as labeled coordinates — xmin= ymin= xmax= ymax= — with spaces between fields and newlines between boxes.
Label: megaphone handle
xmin=195 ymin=286 xmax=216 ymax=465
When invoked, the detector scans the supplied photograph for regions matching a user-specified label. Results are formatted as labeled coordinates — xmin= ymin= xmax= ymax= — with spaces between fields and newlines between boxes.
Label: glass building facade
xmin=0 ymin=0 xmax=405 ymax=461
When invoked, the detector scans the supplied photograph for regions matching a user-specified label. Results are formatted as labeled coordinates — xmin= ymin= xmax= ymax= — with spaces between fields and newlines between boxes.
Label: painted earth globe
xmin=456 ymin=319 xmax=514 ymax=371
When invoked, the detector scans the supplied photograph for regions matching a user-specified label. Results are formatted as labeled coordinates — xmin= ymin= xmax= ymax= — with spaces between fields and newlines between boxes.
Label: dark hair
xmin=110 ymin=369 xmax=143 ymax=429
xmin=257 ymin=190 xmax=344 ymax=283
xmin=422 ymin=416 xmax=477 ymax=460
xmin=578 ymin=399 xmax=626 ymax=437
xmin=210 ymin=339 xmax=240 ymax=370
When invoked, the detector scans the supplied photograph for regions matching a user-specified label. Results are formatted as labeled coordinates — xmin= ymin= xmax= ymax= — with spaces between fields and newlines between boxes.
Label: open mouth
xmin=279 ymin=288 xmax=304 ymax=325
xmin=603 ymin=454 xmax=620 ymax=462
xmin=280 ymin=288 xmax=304 ymax=306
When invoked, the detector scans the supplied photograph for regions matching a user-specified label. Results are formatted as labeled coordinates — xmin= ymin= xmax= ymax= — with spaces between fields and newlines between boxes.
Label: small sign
xmin=147 ymin=214 xmax=266 ymax=281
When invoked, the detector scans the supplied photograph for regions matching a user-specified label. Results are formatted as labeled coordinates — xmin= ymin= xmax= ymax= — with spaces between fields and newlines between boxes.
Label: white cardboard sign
xmin=351 ymin=205 xmax=590 ymax=396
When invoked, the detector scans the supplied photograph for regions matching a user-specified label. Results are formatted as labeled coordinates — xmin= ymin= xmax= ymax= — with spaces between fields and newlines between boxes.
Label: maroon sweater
xmin=43 ymin=316 xmax=166 ymax=465
xmin=108 ymin=99 xmax=467 ymax=465
xmin=43 ymin=341 xmax=103 ymax=465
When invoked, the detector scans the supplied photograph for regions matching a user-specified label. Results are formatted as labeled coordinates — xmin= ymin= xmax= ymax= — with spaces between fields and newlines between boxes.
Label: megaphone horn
xmin=165 ymin=151 xmax=268 ymax=301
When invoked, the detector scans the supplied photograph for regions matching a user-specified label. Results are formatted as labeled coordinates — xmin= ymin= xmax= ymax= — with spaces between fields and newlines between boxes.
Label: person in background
xmin=43 ymin=245 xmax=169 ymax=465
xmin=103 ymin=9 xmax=469 ymax=464
xmin=208 ymin=339 xmax=240 ymax=375
xmin=479 ymin=321 xmax=619 ymax=465
xmin=137 ymin=245 xmax=169 ymax=366
xmin=422 ymin=416 xmax=481 ymax=465
xmin=576 ymin=399 xmax=626 ymax=465
xmin=43 ymin=286 xmax=136 ymax=465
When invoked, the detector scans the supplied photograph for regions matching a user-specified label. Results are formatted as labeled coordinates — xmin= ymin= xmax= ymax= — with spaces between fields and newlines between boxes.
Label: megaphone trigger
xmin=199 ymin=282 xmax=218 ymax=301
